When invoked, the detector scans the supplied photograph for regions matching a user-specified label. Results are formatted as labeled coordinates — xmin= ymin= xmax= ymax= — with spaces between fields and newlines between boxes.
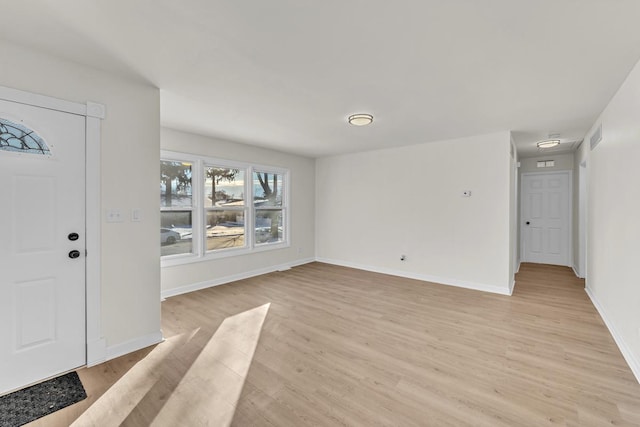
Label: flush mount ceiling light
xmin=537 ymin=139 xmax=561 ymax=149
xmin=348 ymin=113 xmax=373 ymax=126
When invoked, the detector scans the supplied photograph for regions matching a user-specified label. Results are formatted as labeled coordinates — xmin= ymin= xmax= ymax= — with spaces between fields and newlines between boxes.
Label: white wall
xmin=573 ymin=147 xmax=588 ymax=277
xmin=509 ymin=135 xmax=518 ymax=284
xmin=316 ymin=131 xmax=513 ymax=295
xmin=0 ymin=41 xmax=161 ymax=357
xmin=581 ymin=57 xmax=640 ymax=382
xmin=160 ymin=127 xmax=316 ymax=296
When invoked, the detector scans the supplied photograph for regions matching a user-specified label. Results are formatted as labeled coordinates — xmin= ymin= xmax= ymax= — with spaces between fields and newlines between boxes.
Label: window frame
xmin=203 ymin=162 xmax=248 ymax=254
xmin=252 ymin=169 xmax=287 ymax=247
xmin=161 ymin=150 xmax=290 ymax=267
xmin=160 ymin=155 xmax=197 ymax=261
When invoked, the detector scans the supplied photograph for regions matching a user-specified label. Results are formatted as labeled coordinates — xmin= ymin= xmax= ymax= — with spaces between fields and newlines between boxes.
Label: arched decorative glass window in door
xmin=0 ymin=118 xmax=51 ymax=155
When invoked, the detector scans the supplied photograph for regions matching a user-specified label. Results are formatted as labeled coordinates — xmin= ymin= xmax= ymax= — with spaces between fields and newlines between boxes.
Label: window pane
xmin=205 ymin=167 xmax=244 ymax=207
xmin=161 ymin=161 xmax=192 ymax=208
xmin=253 ymin=171 xmax=283 ymax=207
xmin=0 ymin=118 xmax=51 ymax=156
xmin=161 ymin=211 xmax=193 ymax=256
xmin=206 ymin=210 xmax=245 ymax=251
xmin=255 ymin=209 xmax=283 ymax=244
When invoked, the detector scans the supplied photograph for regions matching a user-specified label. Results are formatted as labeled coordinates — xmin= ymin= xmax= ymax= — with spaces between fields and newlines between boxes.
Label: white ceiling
xmin=2 ymin=1 xmax=640 ymax=158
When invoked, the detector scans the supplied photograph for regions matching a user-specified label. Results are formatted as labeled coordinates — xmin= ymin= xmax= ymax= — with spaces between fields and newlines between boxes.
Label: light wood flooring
xmin=27 ymin=262 xmax=640 ymax=426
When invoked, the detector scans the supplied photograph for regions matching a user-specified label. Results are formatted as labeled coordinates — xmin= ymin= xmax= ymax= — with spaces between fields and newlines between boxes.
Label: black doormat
xmin=0 ymin=371 xmax=87 ymax=427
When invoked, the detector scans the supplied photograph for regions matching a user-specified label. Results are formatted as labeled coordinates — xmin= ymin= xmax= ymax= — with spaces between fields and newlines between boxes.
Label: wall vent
xmin=590 ymin=124 xmax=602 ymax=150
xmin=537 ymin=160 xmax=555 ymax=168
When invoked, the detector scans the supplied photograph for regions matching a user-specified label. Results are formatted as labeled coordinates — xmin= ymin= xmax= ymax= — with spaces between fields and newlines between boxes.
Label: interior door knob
xmin=68 ymin=232 xmax=79 ymax=241
xmin=68 ymin=250 xmax=81 ymax=259
xmin=526 ymin=221 xmax=530 ymax=225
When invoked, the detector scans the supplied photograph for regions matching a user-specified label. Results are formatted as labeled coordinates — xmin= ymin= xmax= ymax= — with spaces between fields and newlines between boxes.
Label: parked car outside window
xmin=160 ymin=228 xmax=181 ymax=245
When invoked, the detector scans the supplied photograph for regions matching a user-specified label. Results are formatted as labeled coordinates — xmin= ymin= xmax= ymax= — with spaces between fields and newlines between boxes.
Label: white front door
xmin=521 ymin=171 xmax=571 ymax=266
xmin=0 ymin=99 xmax=86 ymax=394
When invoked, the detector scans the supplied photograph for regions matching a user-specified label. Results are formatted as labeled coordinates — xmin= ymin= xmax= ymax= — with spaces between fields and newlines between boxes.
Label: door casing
xmin=0 ymin=86 xmax=106 ymax=368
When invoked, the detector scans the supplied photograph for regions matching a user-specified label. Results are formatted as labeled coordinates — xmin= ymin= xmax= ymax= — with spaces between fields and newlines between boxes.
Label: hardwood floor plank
xmin=25 ymin=262 xmax=640 ymax=426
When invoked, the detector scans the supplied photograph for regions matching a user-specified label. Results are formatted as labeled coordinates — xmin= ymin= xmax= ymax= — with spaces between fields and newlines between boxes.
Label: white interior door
xmin=0 ymin=99 xmax=86 ymax=394
xmin=521 ymin=171 xmax=571 ymax=266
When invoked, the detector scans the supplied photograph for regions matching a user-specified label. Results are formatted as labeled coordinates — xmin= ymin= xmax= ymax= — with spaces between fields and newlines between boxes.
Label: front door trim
xmin=0 ymin=85 xmax=106 ymax=366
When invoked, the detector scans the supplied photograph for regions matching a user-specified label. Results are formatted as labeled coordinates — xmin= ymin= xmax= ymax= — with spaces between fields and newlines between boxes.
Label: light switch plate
xmin=131 ymin=208 xmax=142 ymax=222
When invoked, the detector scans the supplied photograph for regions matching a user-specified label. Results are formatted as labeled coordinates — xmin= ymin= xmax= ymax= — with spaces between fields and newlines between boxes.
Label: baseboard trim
xmin=585 ymin=287 xmax=640 ymax=384
xmin=161 ymin=257 xmax=315 ymax=299
xmin=316 ymin=257 xmax=512 ymax=296
xmin=105 ymin=331 xmax=164 ymax=362
xmin=572 ymin=264 xmax=584 ymax=279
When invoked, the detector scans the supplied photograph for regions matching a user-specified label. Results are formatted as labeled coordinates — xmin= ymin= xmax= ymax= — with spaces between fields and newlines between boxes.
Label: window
xmin=160 ymin=160 xmax=193 ymax=257
xmin=161 ymin=151 xmax=289 ymax=265
xmin=253 ymin=171 xmax=284 ymax=244
xmin=205 ymin=166 xmax=246 ymax=252
xmin=0 ymin=118 xmax=51 ymax=156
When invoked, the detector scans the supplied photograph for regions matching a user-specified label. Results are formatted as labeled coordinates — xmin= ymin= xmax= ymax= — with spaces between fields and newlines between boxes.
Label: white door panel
xmin=530 ymin=227 xmax=542 ymax=253
xmin=521 ymin=172 xmax=571 ymax=266
xmin=0 ymin=100 xmax=86 ymax=394
xmin=548 ymin=192 xmax=562 ymax=219
xmin=14 ymin=175 xmax=56 ymax=252
xmin=548 ymin=228 xmax=562 ymax=254
xmin=530 ymin=193 xmax=542 ymax=218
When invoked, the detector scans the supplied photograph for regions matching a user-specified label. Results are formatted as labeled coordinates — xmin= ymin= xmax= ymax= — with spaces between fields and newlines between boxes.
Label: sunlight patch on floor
xmin=149 ymin=303 xmax=271 ymax=426
xmin=71 ymin=330 xmax=196 ymax=426
xmin=71 ymin=303 xmax=270 ymax=426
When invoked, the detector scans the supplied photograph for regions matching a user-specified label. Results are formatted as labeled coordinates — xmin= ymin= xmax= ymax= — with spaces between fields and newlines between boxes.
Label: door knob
xmin=68 ymin=232 xmax=79 ymax=241
xmin=69 ymin=250 xmax=81 ymax=259
xmin=525 ymin=221 xmax=530 ymax=225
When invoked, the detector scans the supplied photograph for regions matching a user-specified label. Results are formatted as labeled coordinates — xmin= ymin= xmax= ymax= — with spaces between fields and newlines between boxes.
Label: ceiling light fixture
xmin=537 ymin=139 xmax=560 ymax=149
xmin=348 ymin=113 xmax=373 ymax=126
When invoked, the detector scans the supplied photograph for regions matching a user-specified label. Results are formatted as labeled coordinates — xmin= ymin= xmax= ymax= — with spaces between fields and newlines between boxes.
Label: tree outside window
xmin=254 ymin=171 xmax=284 ymax=244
